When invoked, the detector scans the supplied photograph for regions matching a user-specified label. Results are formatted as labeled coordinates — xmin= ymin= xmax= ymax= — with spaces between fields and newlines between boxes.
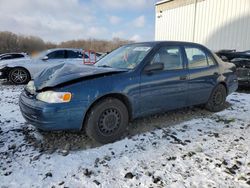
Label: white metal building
xmin=155 ymin=0 xmax=250 ymax=51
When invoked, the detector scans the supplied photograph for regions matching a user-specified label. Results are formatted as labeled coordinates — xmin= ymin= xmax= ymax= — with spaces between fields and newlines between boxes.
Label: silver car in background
xmin=0 ymin=48 xmax=89 ymax=84
xmin=0 ymin=53 xmax=29 ymax=61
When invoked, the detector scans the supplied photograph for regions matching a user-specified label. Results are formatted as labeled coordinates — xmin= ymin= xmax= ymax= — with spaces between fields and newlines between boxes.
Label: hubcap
xmin=213 ymin=91 xmax=223 ymax=105
xmin=98 ymin=108 xmax=121 ymax=135
xmin=11 ymin=69 xmax=27 ymax=84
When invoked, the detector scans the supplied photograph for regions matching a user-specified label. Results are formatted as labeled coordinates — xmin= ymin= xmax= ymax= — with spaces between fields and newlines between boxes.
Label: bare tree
xmin=0 ymin=31 xmax=133 ymax=55
xmin=58 ymin=38 xmax=133 ymax=52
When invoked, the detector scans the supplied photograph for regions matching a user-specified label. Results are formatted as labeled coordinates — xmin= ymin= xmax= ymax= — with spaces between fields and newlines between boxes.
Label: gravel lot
xmin=0 ymin=81 xmax=250 ymax=187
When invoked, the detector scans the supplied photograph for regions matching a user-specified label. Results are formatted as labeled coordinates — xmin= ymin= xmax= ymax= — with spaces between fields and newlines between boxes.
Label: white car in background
xmin=0 ymin=52 xmax=29 ymax=61
xmin=0 ymin=48 xmax=94 ymax=84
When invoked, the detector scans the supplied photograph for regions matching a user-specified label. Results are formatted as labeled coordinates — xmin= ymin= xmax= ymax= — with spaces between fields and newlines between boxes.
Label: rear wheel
xmin=205 ymin=84 xmax=227 ymax=112
xmin=85 ymin=98 xmax=129 ymax=144
xmin=8 ymin=68 xmax=30 ymax=85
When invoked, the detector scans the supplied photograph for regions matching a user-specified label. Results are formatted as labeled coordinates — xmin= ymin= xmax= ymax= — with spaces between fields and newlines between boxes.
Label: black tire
xmin=205 ymin=84 xmax=227 ymax=112
xmin=85 ymin=98 xmax=129 ymax=144
xmin=8 ymin=68 xmax=30 ymax=85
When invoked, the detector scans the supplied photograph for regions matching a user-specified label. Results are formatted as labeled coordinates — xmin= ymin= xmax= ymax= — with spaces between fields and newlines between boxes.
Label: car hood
xmin=34 ymin=63 xmax=127 ymax=91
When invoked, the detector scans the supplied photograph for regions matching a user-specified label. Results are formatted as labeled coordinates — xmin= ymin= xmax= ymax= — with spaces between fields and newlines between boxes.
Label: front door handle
xmin=180 ymin=75 xmax=188 ymax=80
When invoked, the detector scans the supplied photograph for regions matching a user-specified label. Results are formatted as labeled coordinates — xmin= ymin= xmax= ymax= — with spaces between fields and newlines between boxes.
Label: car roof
xmin=47 ymin=48 xmax=83 ymax=51
xmin=126 ymin=41 xmax=207 ymax=47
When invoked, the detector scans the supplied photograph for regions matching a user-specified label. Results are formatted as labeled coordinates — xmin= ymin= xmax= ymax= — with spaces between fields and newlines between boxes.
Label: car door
xmin=184 ymin=46 xmax=219 ymax=106
xmin=139 ymin=45 xmax=188 ymax=115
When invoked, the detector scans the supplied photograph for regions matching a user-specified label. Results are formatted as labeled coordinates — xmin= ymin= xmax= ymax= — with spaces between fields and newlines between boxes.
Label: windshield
xmin=95 ymin=44 xmax=153 ymax=70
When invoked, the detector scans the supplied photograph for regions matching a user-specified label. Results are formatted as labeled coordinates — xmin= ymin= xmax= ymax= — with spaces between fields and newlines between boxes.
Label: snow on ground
xmin=0 ymin=82 xmax=250 ymax=188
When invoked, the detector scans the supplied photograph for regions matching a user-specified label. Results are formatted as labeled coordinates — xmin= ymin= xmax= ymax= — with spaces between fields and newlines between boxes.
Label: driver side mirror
xmin=42 ymin=56 xmax=49 ymax=61
xmin=144 ymin=63 xmax=164 ymax=73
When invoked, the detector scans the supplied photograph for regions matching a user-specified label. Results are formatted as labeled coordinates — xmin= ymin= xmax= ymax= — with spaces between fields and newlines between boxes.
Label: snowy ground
xmin=0 ymin=81 xmax=250 ymax=188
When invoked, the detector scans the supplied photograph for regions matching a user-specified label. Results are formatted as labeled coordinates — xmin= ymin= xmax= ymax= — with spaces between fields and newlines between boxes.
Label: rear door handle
xmin=180 ymin=75 xmax=188 ymax=80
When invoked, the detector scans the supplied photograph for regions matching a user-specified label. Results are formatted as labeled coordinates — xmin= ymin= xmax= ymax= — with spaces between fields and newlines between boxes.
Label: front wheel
xmin=85 ymin=98 xmax=129 ymax=144
xmin=205 ymin=84 xmax=227 ymax=112
xmin=8 ymin=68 xmax=30 ymax=85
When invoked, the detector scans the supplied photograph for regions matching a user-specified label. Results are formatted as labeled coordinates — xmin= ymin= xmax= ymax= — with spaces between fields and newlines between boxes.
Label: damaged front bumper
xmin=19 ymin=90 xmax=89 ymax=131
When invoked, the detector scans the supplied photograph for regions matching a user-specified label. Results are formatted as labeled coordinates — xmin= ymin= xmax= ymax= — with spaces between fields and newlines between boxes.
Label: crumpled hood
xmin=34 ymin=63 xmax=126 ymax=90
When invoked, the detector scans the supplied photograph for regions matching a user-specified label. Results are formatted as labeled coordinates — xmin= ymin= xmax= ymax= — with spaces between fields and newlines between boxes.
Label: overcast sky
xmin=0 ymin=0 xmax=158 ymax=43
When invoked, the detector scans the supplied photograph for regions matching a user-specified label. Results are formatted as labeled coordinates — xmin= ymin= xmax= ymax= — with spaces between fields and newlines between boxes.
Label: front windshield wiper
xmin=97 ymin=65 xmax=112 ymax=68
xmin=97 ymin=65 xmax=130 ymax=71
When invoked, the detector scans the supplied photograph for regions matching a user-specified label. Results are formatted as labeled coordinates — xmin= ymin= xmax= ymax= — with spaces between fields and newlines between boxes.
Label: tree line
xmin=0 ymin=31 xmax=132 ymax=54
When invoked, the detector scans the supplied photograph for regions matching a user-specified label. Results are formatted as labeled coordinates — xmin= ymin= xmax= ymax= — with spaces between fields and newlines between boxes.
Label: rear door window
xmin=185 ymin=47 xmax=208 ymax=69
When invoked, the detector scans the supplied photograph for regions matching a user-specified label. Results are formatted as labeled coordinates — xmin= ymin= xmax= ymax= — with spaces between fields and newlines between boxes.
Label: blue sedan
xmin=19 ymin=41 xmax=238 ymax=143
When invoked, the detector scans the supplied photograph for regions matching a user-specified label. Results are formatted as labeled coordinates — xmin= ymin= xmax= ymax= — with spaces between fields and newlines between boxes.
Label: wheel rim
xmin=11 ymin=69 xmax=28 ymax=84
xmin=213 ymin=90 xmax=224 ymax=106
xmin=98 ymin=108 xmax=121 ymax=136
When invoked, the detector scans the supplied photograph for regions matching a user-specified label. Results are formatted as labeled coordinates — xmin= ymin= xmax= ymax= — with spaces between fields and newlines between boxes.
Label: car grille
xmin=237 ymin=68 xmax=250 ymax=78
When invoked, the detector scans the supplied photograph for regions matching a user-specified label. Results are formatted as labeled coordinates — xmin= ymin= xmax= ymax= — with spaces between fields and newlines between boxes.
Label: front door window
xmin=151 ymin=46 xmax=183 ymax=71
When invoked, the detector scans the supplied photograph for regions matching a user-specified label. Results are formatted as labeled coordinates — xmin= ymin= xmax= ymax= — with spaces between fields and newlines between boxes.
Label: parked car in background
xmin=0 ymin=48 xmax=96 ymax=84
xmin=244 ymin=50 xmax=250 ymax=54
xmin=19 ymin=41 xmax=238 ymax=144
xmin=0 ymin=53 xmax=29 ymax=61
xmin=231 ymin=58 xmax=250 ymax=87
xmin=216 ymin=49 xmax=250 ymax=87
xmin=216 ymin=49 xmax=250 ymax=61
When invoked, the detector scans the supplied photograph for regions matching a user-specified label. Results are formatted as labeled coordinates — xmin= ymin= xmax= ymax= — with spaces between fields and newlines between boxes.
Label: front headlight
xmin=36 ymin=91 xmax=72 ymax=103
